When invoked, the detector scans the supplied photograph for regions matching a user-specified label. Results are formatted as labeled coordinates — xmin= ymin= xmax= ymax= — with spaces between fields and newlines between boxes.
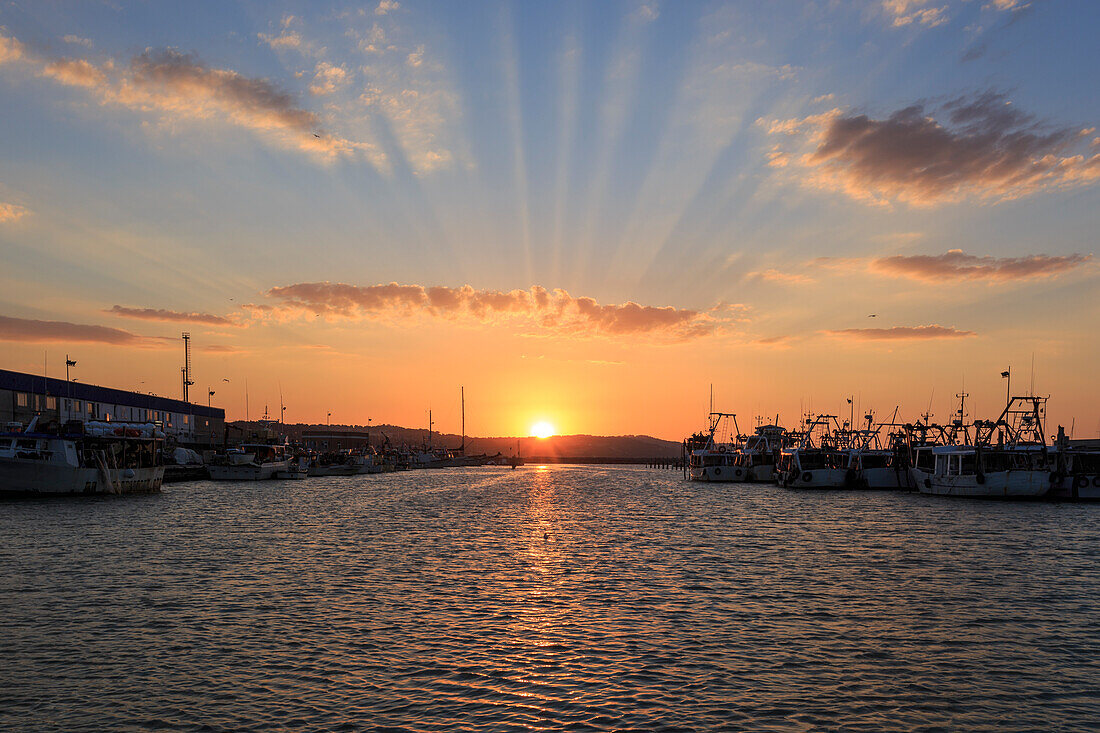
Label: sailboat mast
xmin=461 ymin=386 xmax=465 ymax=454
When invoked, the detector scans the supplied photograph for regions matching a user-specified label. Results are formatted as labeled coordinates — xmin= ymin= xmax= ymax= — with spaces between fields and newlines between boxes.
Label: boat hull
xmin=208 ymin=462 xmax=284 ymax=480
xmin=922 ymin=470 xmax=1051 ymax=498
xmin=0 ymin=459 xmax=163 ymax=496
xmin=689 ymin=464 xmax=750 ymax=482
xmin=861 ymin=467 xmax=908 ymax=490
xmin=743 ymin=465 xmax=777 ymax=483
xmin=779 ymin=468 xmax=848 ymax=489
xmin=307 ymin=464 xmax=359 ymax=477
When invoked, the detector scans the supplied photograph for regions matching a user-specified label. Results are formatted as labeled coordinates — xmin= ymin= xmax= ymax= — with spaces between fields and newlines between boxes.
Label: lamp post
xmin=65 ymin=356 xmax=76 ymax=418
xmin=208 ymin=389 xmax=215 ymax=407
xmin=327 ymin=411 xmax=332 ymax=426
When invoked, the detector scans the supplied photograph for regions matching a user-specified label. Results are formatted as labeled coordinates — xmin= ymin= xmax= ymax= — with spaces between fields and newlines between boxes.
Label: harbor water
xmin=3 ymin=465 xmax=1100 ymax=731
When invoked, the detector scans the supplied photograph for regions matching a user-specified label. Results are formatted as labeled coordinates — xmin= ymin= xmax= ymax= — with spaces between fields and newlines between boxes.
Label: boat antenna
xmin=279 ymin=382 xmax=285 ymax=425
xmin=1030 ymin=352 xmax=1035 ymax=396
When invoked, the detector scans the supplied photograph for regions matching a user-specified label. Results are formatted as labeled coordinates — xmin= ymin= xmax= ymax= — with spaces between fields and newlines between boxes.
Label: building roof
xmin=302 ymin=429 xmax=372 ymax=438
xmin=0 ymin=368 xmax=224 ymax=419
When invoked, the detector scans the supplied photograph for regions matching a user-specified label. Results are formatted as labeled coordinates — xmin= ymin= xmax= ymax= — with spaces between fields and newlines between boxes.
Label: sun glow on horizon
xmin=530 ymin=421 xmax=555 ymax=439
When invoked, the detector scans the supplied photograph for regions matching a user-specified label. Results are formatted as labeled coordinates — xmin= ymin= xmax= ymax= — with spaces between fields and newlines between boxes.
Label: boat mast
xmin=460 ymin=386 xmax=465 ymax=455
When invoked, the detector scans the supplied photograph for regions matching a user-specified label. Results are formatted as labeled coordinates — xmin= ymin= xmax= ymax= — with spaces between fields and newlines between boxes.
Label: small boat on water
xmin=274 ymin=454 xmax=310 ymax=480
xmin=777 ymin=415 xmax=850 ymax=489
xmin=843 ymin=414 xmax=909 ymax=489
xmin=0 ymin=417 xmax=165 ymax=496
xmin=923 ymin=396 xmax=1059 ymax=499
xmin=687 ymin=413 xmax=746 ymax=482
xmin=733 ymin=423 xmax=786 ymax=483
xmin=208 ymin=443 xmax=289 ymax=480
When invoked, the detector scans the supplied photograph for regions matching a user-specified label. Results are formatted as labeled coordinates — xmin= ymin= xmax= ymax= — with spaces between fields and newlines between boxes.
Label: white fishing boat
xmin=0 ymin=417 xmax=165 ymax=496
xmin=275 ymin=454 xmax=310 ymax=480
xmin=923 ymin=396 xmax=1056 ymax=499
xmin=844 ymin=414 xmax=908 ymax=489
xmin=208 ymin=443 xmax=288 ymax=480
xmin=687 ymin=413 xmax=746 ymax=482
xmin=307 ymin=452 xmax=359 ymax=476
xmin=777 ymin=415 xmax=849 ymax=489
xmin=733 ymin=424 xmax=785 ymax=483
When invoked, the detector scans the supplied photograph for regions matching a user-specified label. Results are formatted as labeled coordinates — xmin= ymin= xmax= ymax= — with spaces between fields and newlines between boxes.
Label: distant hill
xmin=229 ymin=421 xmax=682 ymax=461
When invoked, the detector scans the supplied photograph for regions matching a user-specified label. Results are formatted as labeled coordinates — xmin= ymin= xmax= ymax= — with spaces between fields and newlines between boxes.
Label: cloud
xmin=41 ymin=58 xmax=105 ymax=87
xmin=764 ymin=92 xmax=1100 ymax=206
xmin=825 ymin=324 xmax=976 ymax=340
xmin=375 ymin=0 xmax=399 ymax=16
xmin=200 ymin=344 xmax=243 ymax=353
xmin=258 ymin=15 xmax=303 ymax=52
xmin=985 ymin=0 xmax=1029 ymax=11
xmin=0 ymin=315 xmax=149 ymax=344
xmin=883 ymin=1 xmax=949 ymax=28
xmin=746 ymin=269 xmax=816 ymax=285
xmin=105 ymin=305 xmax=237 ymax=326
xmin=252 ymin=282 xmax=733 ymax=341
xmin=62 ymin=35 xmax=93 ymax=49
xmin=0 ymin=32 xmax=24 ymax=64
xmin=871 ymin=250 xmax=1092 ymax=282
xmin=309 ymin=61 xmax=348 ymax=95
xmin=5 ymin=32 xmax=380 ymax=165
xmin=0 ymin=202 xmax=29 ymax=223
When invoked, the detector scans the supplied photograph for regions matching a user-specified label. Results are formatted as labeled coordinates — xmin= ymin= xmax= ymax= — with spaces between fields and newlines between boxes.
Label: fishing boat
xmin=1050 ymin=432 xmax=1100 ymax=500
xmin=307 ymin=451 xmax=360 ymax=476
xmin=923 ymin=396 xmax=1057 ymax=499
xmin=687 ymin=413 xmax=746 ymax=482
xmin=208 ymin=443 xmax=288 ymax=480
xmin=0 ymin=417 xmax=165 ymax=496
xmin=275 ymin=454 xmax=310 ymax=480
xmin=844 ymin=413 xmax=909 ymax=489
xmin=732 ymin=423 xmax=786 ymax=482
xmin=777 ymin=415 xmax=850 ymax=489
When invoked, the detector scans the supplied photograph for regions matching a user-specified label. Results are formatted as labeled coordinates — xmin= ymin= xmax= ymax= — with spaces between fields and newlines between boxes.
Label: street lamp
xmin=208 ymin=389 xmax=215 ymax=407
xmin=327 ymin=411 xmax=332 ymax=426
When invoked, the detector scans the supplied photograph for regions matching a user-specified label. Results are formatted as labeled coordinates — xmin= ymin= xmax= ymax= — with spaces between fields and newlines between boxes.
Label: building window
xmin=74 ymin=400 xmax=82 ymax=412
xmin=16 ymin=393 xmax=28 ymax=408
xmin=46 ymin=396 xmax=57 ymax=410
xmin=183 ymin=415 xmax=190 ymax=425
xmin=34 ymin=395 xmax=43 ymax=410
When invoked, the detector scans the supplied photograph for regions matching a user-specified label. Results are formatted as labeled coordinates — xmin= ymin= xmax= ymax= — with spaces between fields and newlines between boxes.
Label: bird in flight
xmin=868 ymin=314 xmax=877 ymax=318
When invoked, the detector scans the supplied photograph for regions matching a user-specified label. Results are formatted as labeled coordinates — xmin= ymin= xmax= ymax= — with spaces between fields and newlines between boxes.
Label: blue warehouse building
xmin=0 ymin=368 xmax=225 ymax=447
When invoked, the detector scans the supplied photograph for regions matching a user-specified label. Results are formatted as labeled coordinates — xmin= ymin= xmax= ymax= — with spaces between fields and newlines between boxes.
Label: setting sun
xmin=530 ymin=421 xmax=556 ymax=439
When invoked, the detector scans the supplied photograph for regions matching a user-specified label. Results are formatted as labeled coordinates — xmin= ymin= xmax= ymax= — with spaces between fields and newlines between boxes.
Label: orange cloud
xmin=41 ymin=58 xmax=104 ymax=87
xmin=0 ymin=315 xmax=152 ymax=344
xmin=825 ymin=324 xmax=975 ymax=340
xmin=0 ymin=202 xmax=29 ymax=223
xmin=871 ymin=250 xmax=1092 ymax=282
xmin=105 ymin=305 xmax=237 ymax=326
xmin=883 ymin=1 xmax=949 ymax=28
xmin=0 ymin=32 xmax=24 ymax=64
xmin=746 ymin=269 xmax=816 ymax=285
xmin=766 ymin=92 xmax=1100 ymax=206
xmin=255 ymin=282 xmax=732 ymax=340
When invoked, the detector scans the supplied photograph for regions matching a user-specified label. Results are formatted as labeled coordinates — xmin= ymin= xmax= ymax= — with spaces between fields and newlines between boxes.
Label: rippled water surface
xmin=4 ymin=465 xmax=1100 ymax=731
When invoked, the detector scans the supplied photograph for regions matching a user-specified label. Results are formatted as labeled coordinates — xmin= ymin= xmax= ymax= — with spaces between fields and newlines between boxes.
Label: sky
xmin=0 ymin=0 xmax=1097 ymax=440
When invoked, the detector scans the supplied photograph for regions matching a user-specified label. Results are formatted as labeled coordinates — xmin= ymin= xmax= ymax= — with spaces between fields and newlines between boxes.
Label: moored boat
xmin=0 ymin=417 xmax=165 ymax=496
xmin=208 ymin=443 xmax=288 ymax=480
xmin=687 ymin=413 xmax=746 ymax=482
xmin=923 ymin=396 xmax=1056 ymax=499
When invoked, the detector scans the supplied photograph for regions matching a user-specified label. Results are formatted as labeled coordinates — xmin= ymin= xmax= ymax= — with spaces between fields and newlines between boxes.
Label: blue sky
xmin=0 ymin=0 xmax=1097 ymax=436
